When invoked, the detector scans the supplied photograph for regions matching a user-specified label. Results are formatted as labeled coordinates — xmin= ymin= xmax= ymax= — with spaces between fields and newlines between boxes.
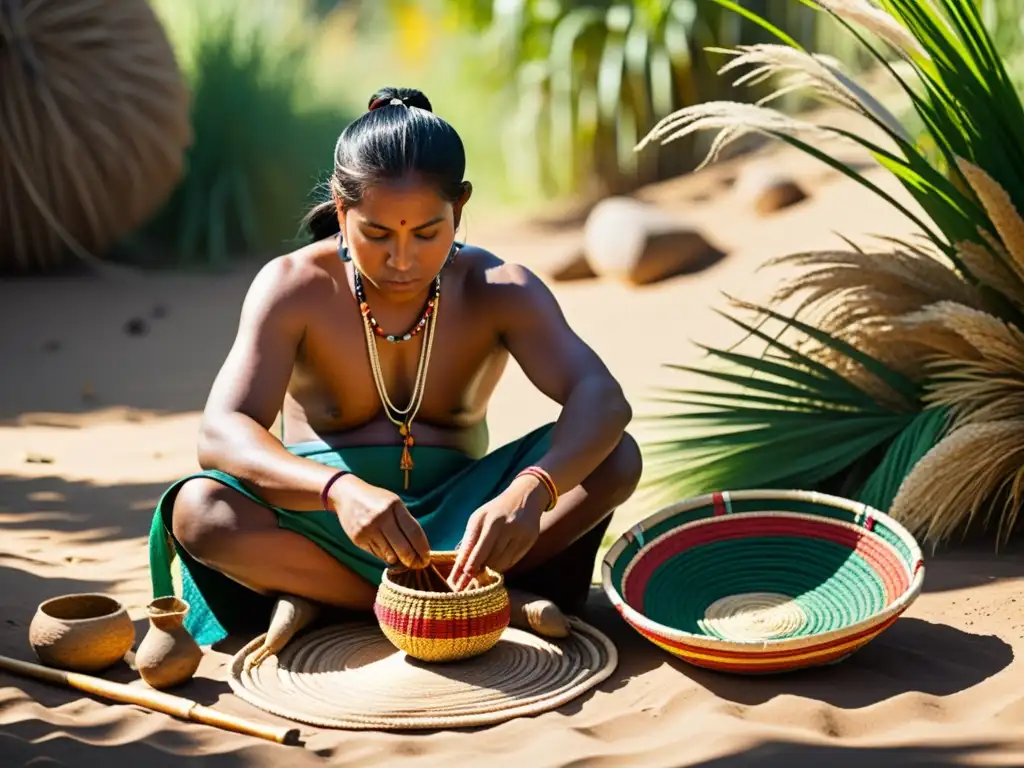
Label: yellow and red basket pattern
xmin=374 ymin=552 xmax=511 ymax=663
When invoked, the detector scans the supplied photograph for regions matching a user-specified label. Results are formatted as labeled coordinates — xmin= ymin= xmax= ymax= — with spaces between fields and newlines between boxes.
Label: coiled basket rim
xmin=379 ymin=550 xmax=506 ymax=602
xmin=600 ymin=489 xmax=925 ymax=654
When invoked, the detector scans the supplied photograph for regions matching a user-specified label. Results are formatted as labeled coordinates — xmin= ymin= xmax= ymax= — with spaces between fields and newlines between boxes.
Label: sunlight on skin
xmin=338 ymin=177 xmax=470 ymax=306
xmin=485 ymin=262 xmax=530 ymax=287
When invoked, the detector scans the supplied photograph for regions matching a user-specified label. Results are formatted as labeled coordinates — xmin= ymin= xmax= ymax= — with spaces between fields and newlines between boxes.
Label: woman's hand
xmin=450 ymin=475 xmax=546 ymax=591
xmin=330 ymin=475 xmax=431 ymax=568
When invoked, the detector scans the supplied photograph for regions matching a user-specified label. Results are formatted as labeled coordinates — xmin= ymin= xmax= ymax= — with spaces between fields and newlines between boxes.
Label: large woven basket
xmin=374 ymin=552 xmax=511 ymax=663
xmin=602 ymin=490 xmax=924 ymax=674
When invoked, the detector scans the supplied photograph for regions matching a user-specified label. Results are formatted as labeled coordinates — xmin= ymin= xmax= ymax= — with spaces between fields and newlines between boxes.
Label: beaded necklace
xmin=354 ymin=270 xmax=439 ymax=343
xmin=356 ymin=273 xmax=442 ymax=490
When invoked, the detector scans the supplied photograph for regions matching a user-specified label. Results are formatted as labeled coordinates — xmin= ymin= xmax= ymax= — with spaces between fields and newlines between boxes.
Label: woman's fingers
xmin=451 ymin=510 xmax=485 ymax=588
xmin=484 ymin=536 xmax=517 ymax=574
xmin=366 ymin=537 xmax=397 ymax=566
xmin=380 ymin=512 xmax=421 ymax=568
xmin=455 ymin=520 xmax=501 ymax=591
xmin=394 ymin=507 xmax=431 ymax=567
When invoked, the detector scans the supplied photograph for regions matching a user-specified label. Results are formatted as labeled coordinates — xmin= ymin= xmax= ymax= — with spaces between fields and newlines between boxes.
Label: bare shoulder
xmin=240 ymin=240 xmax=340 ymax=324
xmin=457 ymin=244 xmax=555 ymax=310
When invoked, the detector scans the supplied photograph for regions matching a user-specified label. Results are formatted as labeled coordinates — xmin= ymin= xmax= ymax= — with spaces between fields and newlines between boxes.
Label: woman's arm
xmin=196 ymin=257 xmax=344 ymax=511
xmin=448 ymin=255 xmax=634 ymax=588
xmin=492 ymin=261 xmax=633 ymax=499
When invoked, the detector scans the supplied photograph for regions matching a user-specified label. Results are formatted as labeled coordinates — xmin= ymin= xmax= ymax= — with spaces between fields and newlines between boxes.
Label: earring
xmin=444 ymin=241 xmax=460 ymax=267
xmin=337 ymin=239 xmax=351 ymax=262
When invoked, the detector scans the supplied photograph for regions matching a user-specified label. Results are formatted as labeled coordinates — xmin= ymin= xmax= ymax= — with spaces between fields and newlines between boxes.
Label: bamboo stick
xmin=0 ymin=655 xmax=301 ymax=746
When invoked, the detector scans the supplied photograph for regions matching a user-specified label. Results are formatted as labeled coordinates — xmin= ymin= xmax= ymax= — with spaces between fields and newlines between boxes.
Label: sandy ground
xmin=4 ymin=132 xmax=1024 ymax=766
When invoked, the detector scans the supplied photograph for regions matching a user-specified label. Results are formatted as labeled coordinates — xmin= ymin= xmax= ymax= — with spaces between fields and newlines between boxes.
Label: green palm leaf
xmin=856 ymin=405 xmax=952 ymax=511
xmin=648 ymin=0 xmax=1024 ymax=309
xmin=635 ymin=0 xmax=1018 ymax=529
xmin=640 ymin=303 xmax=923 ymax=505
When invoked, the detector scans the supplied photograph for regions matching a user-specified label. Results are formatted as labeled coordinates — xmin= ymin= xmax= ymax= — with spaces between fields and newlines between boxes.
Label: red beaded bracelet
xmin=320 ymin=469 xmax=351 ymax=510
xmin=516 ymin=466 xmax=558 ymax=512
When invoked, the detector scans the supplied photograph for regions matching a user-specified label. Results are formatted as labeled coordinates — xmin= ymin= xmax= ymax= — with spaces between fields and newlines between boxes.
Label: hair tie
xmin=369 ymin=96 xmax=408 ymax=112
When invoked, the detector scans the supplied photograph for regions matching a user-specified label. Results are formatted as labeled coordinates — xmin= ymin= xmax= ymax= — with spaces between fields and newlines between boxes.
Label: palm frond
xmin=856 ymin=405 xmax=951 ymax=511
xmin=641 ymin=0 xmax=1024 ymax=289
xmin=640 ymin=300 xmax=921 ymax=506
xmin=638 ymin=0 xmax=1024 ymax=550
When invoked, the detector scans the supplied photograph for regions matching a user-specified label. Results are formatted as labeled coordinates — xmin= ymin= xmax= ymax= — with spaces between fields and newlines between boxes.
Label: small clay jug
xmin=136 ymin=596 xmax=202 ymax=689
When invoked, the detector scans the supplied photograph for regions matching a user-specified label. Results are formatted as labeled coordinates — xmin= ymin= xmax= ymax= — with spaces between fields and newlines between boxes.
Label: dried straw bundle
xmin=890 ymin=420 xmax=1024 ymax=547
xmin=0 ymin=0 xmax=191 ymax=273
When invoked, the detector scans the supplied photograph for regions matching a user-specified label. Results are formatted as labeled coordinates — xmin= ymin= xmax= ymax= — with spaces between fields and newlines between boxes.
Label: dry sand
xmin=3 ymin=139 xmax=1024 ymax=767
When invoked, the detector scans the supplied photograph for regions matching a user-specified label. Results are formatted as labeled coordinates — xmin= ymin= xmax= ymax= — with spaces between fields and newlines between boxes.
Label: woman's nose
xmin=386 ymin=238 xmax=415 ymax=271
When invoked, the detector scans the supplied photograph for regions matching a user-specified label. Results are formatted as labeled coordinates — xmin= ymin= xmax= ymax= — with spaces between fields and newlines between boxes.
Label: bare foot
xmin=508 ymin=589 xmax=570 ymax=638
xmin=245 ymin=594 xmax=320 ymax=670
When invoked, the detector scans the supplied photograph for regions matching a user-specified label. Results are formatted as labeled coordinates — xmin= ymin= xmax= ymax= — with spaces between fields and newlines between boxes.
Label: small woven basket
xmin=602 ymin=490 xmax=925 ymax=674
xmin=374 ymin=552 xmax=511 ymax=663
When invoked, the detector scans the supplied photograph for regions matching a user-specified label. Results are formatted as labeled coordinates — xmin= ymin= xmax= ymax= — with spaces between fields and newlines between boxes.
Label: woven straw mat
xmin=227 ymin=618 xmax=618 ymax=729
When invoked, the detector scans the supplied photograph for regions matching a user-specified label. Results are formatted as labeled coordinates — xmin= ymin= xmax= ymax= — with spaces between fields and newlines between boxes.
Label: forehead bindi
xmin=355 ymin=182 xmax=449 ymax=230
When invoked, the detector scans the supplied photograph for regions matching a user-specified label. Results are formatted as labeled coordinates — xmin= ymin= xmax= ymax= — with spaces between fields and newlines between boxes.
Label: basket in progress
xmin=602 ymin=490 xmax=924 ymax=674
xmin=374 ymin=552 xmax=511 ymax=663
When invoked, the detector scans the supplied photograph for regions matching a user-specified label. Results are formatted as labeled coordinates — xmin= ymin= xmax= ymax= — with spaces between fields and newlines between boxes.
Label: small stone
xmin=151 ymin=304 xmax=168 ymax=319
xmin=583 ymin=197 xmax=725 ymax=285
xmin=124 ymin=317 xmax=149 ymax=336
xmin=549 ymin=249 xmax=597 ymax=282
xmin=733 ymin=165 xmax=808 ymax=215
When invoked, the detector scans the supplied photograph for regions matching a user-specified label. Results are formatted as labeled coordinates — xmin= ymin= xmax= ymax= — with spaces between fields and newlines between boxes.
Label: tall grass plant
xmin=127 ymin=1 xmax=352 ymax=267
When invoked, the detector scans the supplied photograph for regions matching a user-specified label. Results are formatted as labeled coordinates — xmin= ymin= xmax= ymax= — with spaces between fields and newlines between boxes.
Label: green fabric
xmin=148 ymin=423 xmax=554 ymax=647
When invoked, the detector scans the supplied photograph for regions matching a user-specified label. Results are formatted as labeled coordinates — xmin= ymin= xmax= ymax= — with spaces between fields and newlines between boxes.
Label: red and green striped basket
xmin=601 ymin=490 xmax=924 ymax=674
xmin=375 ymin=551 xmax=511 ymax=663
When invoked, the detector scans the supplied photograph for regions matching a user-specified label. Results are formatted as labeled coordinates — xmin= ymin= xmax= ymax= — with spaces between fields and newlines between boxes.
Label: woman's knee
xmin=590 ymin=431 xmax=643 ymax=507
xmin=171 ymin=478 xmax=249 ymax=562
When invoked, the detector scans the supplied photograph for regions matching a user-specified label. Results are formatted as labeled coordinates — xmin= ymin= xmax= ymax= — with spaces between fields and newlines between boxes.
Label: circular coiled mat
xmin=227 ymin=618 xmax=618 ymax=730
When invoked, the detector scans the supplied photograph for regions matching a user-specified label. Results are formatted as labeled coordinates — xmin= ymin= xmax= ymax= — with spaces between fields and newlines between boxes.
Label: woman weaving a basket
xmin=148 ymin=87 xmax=641 ymax=655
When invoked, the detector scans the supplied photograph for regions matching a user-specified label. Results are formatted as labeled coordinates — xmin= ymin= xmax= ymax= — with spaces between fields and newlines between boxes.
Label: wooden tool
xmin=0 ymin=654 xmax=301 ymax=746
xmin=412 ymin=562 xmax=454 ymax=593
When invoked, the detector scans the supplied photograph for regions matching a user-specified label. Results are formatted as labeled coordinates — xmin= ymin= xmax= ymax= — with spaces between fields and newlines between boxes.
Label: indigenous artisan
xmin=149 ymin=87 xmax=641 ymax=651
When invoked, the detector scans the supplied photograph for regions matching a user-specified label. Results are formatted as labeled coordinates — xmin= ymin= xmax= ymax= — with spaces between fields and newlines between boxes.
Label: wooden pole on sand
xmin=0 ymin=654 xmax=301 ymax=746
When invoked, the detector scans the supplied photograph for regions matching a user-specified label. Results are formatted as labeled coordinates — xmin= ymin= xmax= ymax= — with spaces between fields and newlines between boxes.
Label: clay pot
xmin=136 ymin=597 xmax=202 ymax=689
xmin=29 ymin=593 xmax=135 ymax=672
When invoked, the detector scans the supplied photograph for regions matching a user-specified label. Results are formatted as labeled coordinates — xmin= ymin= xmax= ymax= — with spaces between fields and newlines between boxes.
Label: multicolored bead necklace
xmin=356 ymin=271 xmax=441 ymax=489
xmin=353 ymin=271 xmax=439 ymax=343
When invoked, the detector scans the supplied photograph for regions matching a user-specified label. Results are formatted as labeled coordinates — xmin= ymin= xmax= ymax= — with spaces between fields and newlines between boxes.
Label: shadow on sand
xmin=688 ymin=739 xmax=1024 ymax=767
xmin=575 ymin=587 xmax=1012 ymax=712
